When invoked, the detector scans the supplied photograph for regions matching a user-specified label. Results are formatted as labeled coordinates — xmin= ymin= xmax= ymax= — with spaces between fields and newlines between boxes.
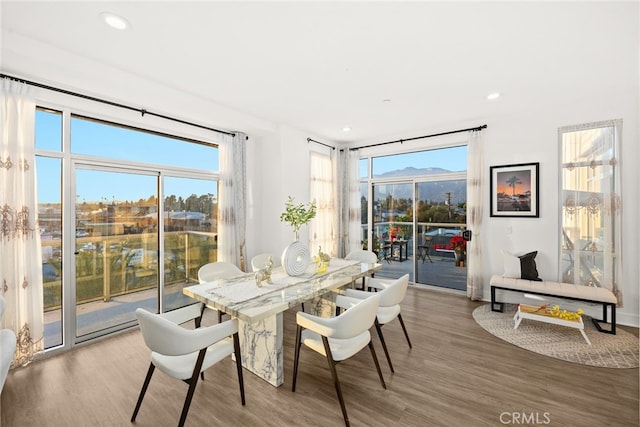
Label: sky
xmin=35 ymin=110 xmax=218 ymax=204
xmin=365 ymin=145 xmax=467 ymax=177
xmin=495 ymin=169 xmax=533 ymax=195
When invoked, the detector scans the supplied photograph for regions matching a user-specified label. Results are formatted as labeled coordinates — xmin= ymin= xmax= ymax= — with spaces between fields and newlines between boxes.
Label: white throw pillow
xmin=502 ymin=250 xmax=521 ymax=278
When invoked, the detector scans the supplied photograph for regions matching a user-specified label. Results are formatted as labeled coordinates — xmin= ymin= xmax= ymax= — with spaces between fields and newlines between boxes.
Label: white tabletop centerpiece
xmin=279 ymin=196 xmax=316 ymax=276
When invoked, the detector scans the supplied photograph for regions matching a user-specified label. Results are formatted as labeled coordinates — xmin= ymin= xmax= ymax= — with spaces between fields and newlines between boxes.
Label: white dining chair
xmin=131 ymin=305 xmax=245 ymax=427
xmin=292 ymin=293 xmax=385 ymax=427
xmin=344 ymin=274 xmax=411 ymax=373
xmin=197 ymin=261 xmax=244 ymax=322
xmin=345 ymin=249 xmax=378 ymax=290
xmin=250 ymin=253 xmax=281 ymax=272
xmin=0 ymin=296 xmax=17 ymax=395
xmin=198 ymin=261 xmax=243 ymax=283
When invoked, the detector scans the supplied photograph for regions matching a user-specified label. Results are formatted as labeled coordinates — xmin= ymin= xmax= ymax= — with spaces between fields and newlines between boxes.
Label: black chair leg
xmin=195 ymin=305 xmax=206 ymax=381
xmin=131 ymin=363 xmax=155 ymax=422
xmin=177 ymin=349 xmax=207 ymax=427
xmin=368 ymin=341 xmax=387 ymax=389
xmin=374 ymin=320 xmax=394 ymax=373
xmin=233 ymin=332 xmax=246 ymax=405
xmin=397 ymin=313 xmax=412 ymax=348
xmin=322 ymin=336 xmax=350 ymax=427
xmin=292 ymin=325 xmax=303 ymax=392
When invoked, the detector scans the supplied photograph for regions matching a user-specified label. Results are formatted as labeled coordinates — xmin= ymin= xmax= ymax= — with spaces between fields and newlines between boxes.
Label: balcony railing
xmin=41 ymin=230 xmax=216 ymax=311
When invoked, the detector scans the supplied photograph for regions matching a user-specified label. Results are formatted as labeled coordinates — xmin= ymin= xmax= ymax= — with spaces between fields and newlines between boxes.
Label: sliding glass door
xmin=36 ymin=107 xmax=220 ymax=351
xmin=372 ymin=182 xmax=414 ymax=278
xmin=73 ymin=169 xmax=220 ymax=340
xmin=361 ymin=145 xmax=468 ymax=291
xmin=162 ymin=176 xmax=218 ymax=312
xmin=74 ymin=167 xmax=160 ymax=339
xmin=414 ymin=179 xmax=467 ymax=290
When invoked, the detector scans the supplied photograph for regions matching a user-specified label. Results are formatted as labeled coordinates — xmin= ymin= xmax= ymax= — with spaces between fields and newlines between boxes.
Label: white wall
xmin=482 ymin=97 xmax=639 ymax=327
xmin=245 ymin=124 xmax=333 ymax=266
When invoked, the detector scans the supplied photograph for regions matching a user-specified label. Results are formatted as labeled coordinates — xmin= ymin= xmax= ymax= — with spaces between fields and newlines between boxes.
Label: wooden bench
xmin=490 ymin=275 xmax=618 ymax=334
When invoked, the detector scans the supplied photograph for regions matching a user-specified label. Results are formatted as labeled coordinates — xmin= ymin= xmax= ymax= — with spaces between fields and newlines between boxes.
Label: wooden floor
xmin=2 ymin=287 xmax=638 ymax=427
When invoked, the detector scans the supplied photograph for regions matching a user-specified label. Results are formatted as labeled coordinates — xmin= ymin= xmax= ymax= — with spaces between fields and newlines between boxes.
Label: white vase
xmin=281 ymin=240 xmax=311 ymax=276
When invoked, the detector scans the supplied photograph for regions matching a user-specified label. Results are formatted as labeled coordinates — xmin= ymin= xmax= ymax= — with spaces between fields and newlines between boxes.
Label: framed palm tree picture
xmin=490 ymin=162 xmax=539 ymax=217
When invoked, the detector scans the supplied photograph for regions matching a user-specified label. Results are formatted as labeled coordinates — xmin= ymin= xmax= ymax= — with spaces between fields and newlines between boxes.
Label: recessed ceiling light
xmin=342 ymin=126 xmax=352 ymax=132
xmin=100 ymin=12 xmax=130 ymax=30
xmin=487 ymin=92 xmax=501 ymax=100
xmin=382 ymin=99 xmax=391 ymax=103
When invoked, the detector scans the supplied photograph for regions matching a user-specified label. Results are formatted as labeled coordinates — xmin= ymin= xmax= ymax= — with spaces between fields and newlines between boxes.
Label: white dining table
xmin=183 ymin=258 xmax=383 ymax=386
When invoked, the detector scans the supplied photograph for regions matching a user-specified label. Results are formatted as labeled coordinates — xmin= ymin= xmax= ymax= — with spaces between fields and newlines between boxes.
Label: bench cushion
xmin=490 ymin=275 xmax=617 ymax=304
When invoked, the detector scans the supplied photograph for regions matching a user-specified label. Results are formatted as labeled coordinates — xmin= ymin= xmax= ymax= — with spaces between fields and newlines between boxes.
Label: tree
xmin=505 ymin=175 xmax=522 ymax=197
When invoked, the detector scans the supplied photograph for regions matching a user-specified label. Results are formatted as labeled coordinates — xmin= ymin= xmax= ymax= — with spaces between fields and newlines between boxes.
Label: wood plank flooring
xmin=1 ymin=287 xmax=638 ymax=427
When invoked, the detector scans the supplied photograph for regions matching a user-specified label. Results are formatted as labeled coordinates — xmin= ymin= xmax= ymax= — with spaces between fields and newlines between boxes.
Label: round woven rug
xmin=472 ymin=304 xmax=639 ymax=368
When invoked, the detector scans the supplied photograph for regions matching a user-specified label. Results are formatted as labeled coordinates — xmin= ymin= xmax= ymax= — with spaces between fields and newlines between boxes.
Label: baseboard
xmin=411 ymin=282 xmax=467 ymax=296
xmin=616 ymin=312 xmax=640 ymax=329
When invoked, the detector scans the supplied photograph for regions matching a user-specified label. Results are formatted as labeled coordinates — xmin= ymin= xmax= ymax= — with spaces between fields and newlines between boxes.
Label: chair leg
xmin=177 ymin=349 xmax=207 ymax=427
xmin=374 ymin=319 xmax=394 ymax=373
xmin=322 ymin=336 xmax=350 ymax=427
xmin=233 ymin=332 xmax=246 ymax=405
xmin=194 ymin=304 xmax=206 ymax=328
xmin=131 ymin=363 xmax=155 ymax=422
xmin=292 ymin=325 xmax=303 ymax=392
xmin=194 ymin=306 xmax=206 ymax=380
xmin=368 ymin=341 xmax=387 ymax=390
xmin=397 ymin=313 xmax=412 ymax=348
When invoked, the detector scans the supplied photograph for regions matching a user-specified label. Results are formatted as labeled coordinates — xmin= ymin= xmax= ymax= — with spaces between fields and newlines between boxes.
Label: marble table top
xmin=183 ymin=258 xmax=383 ymax=323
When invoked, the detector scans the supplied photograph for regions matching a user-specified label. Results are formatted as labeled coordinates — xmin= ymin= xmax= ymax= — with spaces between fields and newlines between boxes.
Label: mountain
xmin=376 ymin=166 xmax=453 ymax=178
xmin=373 ymin=167 xmax=466 ymax=204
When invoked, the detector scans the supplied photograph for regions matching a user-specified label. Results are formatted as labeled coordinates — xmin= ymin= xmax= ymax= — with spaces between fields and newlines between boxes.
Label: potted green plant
xmin=280 ymin=196 xmax=317 ymax=240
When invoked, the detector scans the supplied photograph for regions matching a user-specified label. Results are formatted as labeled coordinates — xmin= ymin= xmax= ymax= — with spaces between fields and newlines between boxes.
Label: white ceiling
xmin=1 ymin=1 xmax=636 ymax=144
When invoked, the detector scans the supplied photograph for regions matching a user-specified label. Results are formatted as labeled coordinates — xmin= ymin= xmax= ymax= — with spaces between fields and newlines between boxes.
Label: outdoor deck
xmin=374 ymin=253 xmax=467 ymax=291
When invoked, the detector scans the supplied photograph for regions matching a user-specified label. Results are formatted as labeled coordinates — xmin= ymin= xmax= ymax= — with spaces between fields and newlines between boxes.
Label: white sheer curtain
xmin=217 ymin=132 xmax=247 ymax=271
xmin=0 ymin=79 xmax=44 ymax=366
xmin=466 ymin=129 xmax=484 ymax=300
xmin=346 ymin=150 xmax=361 ymax=255
xmin=309 ymin=151 xmax=336 ymax=256
xmin=334 ymin=149 xmax=361 ymax=257
xmin=560 ymin=120 xmax=622 ymax=305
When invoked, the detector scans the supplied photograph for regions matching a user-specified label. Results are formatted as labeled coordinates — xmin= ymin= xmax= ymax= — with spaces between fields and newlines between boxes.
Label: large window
xmin=559 ymin=120 xmax=622 ymax=302
xmin=36 ymin=108 xmax=220 ymax=350
xmin=70 ymin=115 xmax=217 ymax=169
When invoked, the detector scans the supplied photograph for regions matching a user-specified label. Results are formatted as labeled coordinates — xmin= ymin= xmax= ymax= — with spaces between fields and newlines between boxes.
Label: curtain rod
xmin=307 ymin=137 xmax=336 ymax=150
xmin=1 ymin=73 xmax=237 ymax=137
xmin=349 ymin=124 xmax=487 ymax=151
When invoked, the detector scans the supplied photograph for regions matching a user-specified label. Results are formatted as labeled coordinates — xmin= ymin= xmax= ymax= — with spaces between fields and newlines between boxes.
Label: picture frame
xmin=490 ymin=162 xmax=539 ymax=217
